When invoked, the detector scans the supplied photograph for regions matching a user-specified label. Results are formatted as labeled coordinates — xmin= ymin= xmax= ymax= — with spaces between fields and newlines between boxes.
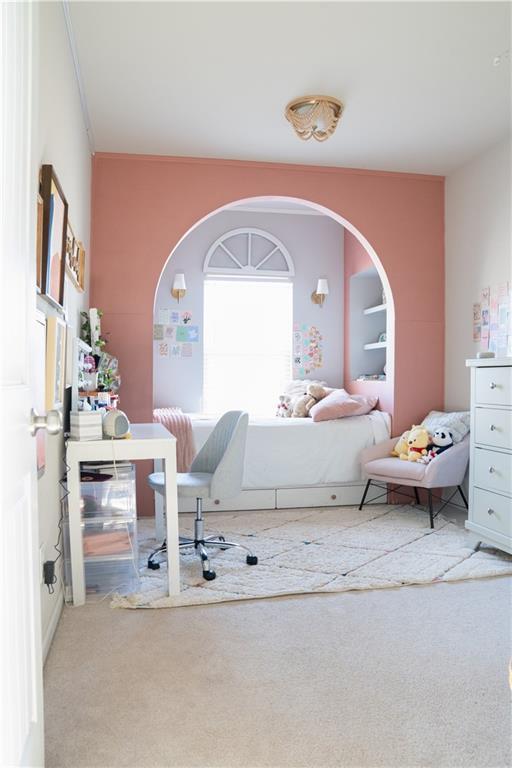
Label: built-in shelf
xmin=363 ymin=303 xmax=387 ymax=316
xmin=364 ymin=341 xmax=387 ymax=350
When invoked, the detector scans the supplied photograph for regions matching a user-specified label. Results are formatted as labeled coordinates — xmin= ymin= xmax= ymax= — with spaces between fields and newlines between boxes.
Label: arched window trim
xmin=203 ymin=227 xmax=295 ymax=277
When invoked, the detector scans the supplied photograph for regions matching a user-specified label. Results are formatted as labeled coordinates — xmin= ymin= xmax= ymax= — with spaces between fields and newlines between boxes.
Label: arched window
xmin=203 ymin=229 xmax=294 ymax=415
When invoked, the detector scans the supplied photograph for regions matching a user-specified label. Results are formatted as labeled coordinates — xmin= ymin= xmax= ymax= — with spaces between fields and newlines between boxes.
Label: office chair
xmin=146 ymin=410 xmax=257 ymax=580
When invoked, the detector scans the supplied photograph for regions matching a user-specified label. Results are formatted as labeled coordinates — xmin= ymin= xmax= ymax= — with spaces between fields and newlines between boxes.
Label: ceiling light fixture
xmin=285 ymin=95 xmax=343 ymax=142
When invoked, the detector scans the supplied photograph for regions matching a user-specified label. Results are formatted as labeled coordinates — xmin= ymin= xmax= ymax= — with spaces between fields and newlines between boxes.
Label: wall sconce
xmin=311 ymin=278 xmax=329 ymax=307
xmin=171 ymin=273 xmax=186 ymax=302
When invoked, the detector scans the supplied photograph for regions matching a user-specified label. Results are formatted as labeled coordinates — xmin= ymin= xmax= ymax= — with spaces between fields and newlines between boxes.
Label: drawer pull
xmin=487 ymin=508 xmax=495 ymax=515
xmin=489 ymin=424 xmax=496 ymax=431
xmin=331 ymin=494 xmax=337 ymax=500
xmin=488 ymin=466 xmax=495 ymax=474
xmin=214 ymin=499 xmax=220 ymax=505
xmin=489 ymin=382 xmax=497 ymax=390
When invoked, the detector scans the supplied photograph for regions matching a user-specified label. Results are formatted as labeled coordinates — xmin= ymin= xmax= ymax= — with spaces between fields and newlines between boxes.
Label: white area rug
xmin=112 ymin=505 xmax=512 ymax=609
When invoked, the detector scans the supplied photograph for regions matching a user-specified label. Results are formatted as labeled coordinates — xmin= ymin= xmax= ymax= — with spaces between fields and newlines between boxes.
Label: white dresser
xmin=466 ymin=358 xmax=512 ymax=554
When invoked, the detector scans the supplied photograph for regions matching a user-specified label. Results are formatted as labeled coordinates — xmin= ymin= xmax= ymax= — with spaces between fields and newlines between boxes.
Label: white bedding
xmin=187 ymin=411 xmax=391 ymax=489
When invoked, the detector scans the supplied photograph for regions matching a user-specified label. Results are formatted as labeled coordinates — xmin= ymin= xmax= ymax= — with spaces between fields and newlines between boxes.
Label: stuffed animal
xmin=276 ymin=395 xmax=292 ymax=418
xmin=400 ymin=425 xmax=430 ymax=461
xmin=419 ymin=428 xmax=454 ymax=464
xmin=292 ymin=383 xmax=329 ymax=418
xmin=392 ymin=430 xmax=410 ymax=457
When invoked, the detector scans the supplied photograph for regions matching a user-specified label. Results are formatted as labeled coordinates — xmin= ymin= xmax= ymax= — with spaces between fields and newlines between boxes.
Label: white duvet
xmin=187 ymin=411 xmax=391 ymax=489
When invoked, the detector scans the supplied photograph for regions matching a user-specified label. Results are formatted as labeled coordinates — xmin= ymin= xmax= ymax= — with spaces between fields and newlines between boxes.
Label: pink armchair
xmin=359 ymin=435 xmax=470 ymax=528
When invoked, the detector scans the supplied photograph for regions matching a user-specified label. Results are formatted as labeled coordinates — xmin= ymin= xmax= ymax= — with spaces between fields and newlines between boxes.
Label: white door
xmin=0 ymin=3 xmax=47 ymax=766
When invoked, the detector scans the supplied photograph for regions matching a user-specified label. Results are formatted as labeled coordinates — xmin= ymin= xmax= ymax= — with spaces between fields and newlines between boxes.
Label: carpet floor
xmin=112 ymin=505 xmax=512 ymax=609
xmin=44 ymin=575 xmax=512 ymax=768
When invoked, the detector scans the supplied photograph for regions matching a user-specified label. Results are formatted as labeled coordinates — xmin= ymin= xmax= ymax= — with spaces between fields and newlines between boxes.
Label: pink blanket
xmin=153 ymin=407 xmax=196 ymax=472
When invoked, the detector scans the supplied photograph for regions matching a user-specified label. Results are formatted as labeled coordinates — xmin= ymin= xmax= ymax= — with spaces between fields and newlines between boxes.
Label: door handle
xmin=29 ymin=408 xmax=62 ymax=436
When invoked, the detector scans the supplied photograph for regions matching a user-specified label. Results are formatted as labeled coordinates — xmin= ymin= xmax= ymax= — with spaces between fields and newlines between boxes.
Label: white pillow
xmin=283 ymin=379 xmax=328 ymax=397
xmin=422 ymin=410 xmax=470 ymax=444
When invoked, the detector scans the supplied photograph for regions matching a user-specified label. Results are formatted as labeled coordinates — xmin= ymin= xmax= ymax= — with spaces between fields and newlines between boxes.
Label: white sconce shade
xmin=171 ymin=273 xmax=187 ymax=302
xmin=312 ymin=278 xmax=329 ymax=307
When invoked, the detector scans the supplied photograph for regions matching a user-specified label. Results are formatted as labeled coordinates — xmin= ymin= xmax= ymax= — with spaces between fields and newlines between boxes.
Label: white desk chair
xmin=147 ymin=410 xmax=258 ymax=581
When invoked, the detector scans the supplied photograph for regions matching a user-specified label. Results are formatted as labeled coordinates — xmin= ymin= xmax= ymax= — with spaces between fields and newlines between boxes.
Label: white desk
xmin=66 ymin=423 xmax=179 ymax=605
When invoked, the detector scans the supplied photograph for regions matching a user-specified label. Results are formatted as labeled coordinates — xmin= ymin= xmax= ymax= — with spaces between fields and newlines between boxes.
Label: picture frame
xmin=65 ymin=220 xmax=85 ymax=292
xmin=40 ymin=164 xmax=68 ymax=308
xmin=45 ymin=315 xmax=67 ymax=411
xmin=36 ymin=192 xmax=44 ymax=292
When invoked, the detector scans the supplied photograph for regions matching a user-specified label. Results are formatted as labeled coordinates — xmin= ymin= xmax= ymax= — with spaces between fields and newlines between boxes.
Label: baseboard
xmin=42 ymin=588 xmax=64 ymax=664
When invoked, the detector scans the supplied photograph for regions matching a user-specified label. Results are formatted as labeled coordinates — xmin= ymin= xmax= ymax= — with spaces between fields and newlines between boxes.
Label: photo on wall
xmin=40 ymin=164 xmax=68 ymax=308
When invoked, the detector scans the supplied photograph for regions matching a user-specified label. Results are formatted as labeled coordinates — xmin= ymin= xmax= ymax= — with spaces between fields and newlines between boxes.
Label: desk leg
xmin=163 ymin=447 xmax=180 ymax=595
xmin=153 ymin=458 xmax=165 ymax=542
xmin=68 ymin=458 xmax=85 ymax=606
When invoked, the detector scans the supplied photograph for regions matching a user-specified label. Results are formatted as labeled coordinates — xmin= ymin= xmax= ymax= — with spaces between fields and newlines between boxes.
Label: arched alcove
xmin=153 ymin=195 xmax=395 ymax=419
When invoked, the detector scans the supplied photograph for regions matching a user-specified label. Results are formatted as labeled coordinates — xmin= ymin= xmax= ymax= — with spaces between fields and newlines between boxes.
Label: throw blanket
xmin=153 ymin=407 xmax=195 ymax=472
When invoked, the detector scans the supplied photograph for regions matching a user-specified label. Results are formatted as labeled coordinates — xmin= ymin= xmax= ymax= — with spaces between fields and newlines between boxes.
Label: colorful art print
xmin=480 ymin=287 xmax=490 ymax=306
xmin=170 ymin=345 xmax=181 ymax=358
xmin=472 ymin=323 xmax=481 ymax=342
xmin=158 ymin=308 xmax=170 ymax=325
xmin=481 ymin=308 xmax=490 ymax=326
xmin=158 ymin=342 xmax=169 ymax=357
xmin=171 ymin=311 xmax=180 ymax=324
xmin=164 ymin=324 xmax=177 ymax=340
xmin=65 ymin=220 xmax=85 ymax=292
xmin=40 ymin=165 xmax=68 ymax=308
xmin=176 ymin=325 xmax=199 ymax=342
xmin=45 ymin=315 xmax=67 ymax=411
xmin=299 ymin=325 xmax=323 ymax=374
xmin=181 ymin=311 xmax=192 ymax=325
xmin=472 ymin=303 xmax=481 ymax=323
xmin=181 ymin=343 xmax=193 ymax=357
xmin=153 ymin=324 xmax=164 ymax=340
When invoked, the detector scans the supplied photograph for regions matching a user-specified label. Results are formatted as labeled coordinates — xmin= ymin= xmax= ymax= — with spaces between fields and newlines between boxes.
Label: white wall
xmin=35 ymin=2 xmax=91 ymax=655
xmin=154 ymin=209 xmax=344 ymax=411
xmin=445 ymin=136 xmax=511 ymax=410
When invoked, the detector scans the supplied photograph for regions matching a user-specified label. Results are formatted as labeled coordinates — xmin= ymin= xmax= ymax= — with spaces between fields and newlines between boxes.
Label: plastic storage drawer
xmin=65 ymin=557 xmax=139 ymax=597
xmin=80 ymin=463 xmax=136 ymax=520
xmin=64 ymin=518 xmax=138 ymax=561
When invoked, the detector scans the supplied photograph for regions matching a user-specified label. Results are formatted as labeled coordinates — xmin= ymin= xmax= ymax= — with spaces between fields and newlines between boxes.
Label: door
xmin=0 ymin=3 xmax=45 ymax=766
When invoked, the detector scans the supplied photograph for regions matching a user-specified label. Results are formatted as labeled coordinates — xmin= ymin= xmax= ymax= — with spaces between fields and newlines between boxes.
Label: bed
xmin=177 ymin=411 xmax=390 ymax=513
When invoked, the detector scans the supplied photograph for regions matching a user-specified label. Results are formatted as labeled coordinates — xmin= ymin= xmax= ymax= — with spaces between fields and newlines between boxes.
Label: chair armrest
xmin=361 ymin=437 xmax=398 ymax=465
xmin=422 ymin=436 xmax=470 ymax=488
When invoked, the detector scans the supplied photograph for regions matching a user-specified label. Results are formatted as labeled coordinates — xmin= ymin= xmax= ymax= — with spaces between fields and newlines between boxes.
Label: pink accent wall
xmin=343 ymin=229 xmax=393 ymax=414
xmin=91 ymin=153 xmax=444 ymax=513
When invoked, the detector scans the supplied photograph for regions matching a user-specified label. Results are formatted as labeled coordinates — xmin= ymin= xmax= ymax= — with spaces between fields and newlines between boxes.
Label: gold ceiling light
xmin=285 ymin=95 xmax=344 ymax=142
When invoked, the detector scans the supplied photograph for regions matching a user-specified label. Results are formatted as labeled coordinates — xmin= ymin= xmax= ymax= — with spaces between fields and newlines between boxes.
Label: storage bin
xmin=64 ymin=518 xmax=138 ymax=561
xmin=80 ymin=462 xmax=136 ymax=519
xmin=64 ymin=557 xmax=139 ymax=597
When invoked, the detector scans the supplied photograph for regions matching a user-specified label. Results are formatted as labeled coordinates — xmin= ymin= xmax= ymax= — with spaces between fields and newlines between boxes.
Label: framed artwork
xmin=45 ymin=315 xmax=67 ymax=411
xmin=36 ymin=193 xmax=43 ymax=291
xmin=40 ymin=164 xmax=68 ymax=308
xmin=65 ymin=221 xmax=85 ymax=292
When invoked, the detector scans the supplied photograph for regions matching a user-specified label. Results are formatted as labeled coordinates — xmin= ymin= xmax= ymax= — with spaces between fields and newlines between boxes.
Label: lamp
xmin=285 ymin=95 xmax=344 ymax=142
xmin=171 ymin=273 xmax=186 ymax=302
xmin=311 ymin=278 xmax=329 ymax=307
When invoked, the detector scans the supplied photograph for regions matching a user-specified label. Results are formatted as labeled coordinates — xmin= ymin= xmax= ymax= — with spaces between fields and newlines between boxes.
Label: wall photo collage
xmin=154 ymin=309 xmax=199 ymax=358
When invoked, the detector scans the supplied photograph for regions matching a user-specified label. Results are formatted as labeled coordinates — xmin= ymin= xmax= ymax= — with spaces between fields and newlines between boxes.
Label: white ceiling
xmin=69 ymin=1 xmax=511 ymax=175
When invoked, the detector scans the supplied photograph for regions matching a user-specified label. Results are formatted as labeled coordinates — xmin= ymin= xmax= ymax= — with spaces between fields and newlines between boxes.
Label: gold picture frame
xmin=65 ymin=220 xmax=85 ymax=292
xmin=45 ymin=315 xmax=67 ymax=411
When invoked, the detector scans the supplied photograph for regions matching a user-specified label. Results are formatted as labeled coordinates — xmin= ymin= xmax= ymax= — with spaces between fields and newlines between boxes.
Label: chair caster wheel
xmin=147 ymin=560 xmax=160 ymax=570
xmin=203 ymin=570 xmax=216 ymax=581
xmin=246 ymin=555 xmax=258 ymax=566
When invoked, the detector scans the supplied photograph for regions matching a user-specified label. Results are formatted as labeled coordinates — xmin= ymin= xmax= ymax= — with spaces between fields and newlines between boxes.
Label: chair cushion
xmin=148 ymin=472 xmax=213 ymax=498
xmin=364 ymin=457 xmax=426 ymax=482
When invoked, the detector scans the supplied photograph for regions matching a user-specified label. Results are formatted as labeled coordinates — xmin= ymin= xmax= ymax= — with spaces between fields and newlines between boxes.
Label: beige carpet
xmin=45 ymin=576 xmax=512 ymax=768
xmin=112 ymin=505 xmax=512 ymax=609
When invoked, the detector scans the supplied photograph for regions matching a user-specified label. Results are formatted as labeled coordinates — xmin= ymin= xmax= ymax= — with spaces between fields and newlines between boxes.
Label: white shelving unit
xmin=349 ymin=267 xmax=387 ymax=380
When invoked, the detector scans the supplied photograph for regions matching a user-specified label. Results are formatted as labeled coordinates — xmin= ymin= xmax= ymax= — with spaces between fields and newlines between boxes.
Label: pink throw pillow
xmin=310 ymin=390 xmax=378 ymax=422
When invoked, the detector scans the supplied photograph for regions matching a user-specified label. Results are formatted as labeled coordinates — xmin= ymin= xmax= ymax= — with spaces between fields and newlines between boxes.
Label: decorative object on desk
xmin=65 ymin=220 xmax=85 ymax=292
xmin=83 ymin=370 xmax=97 ymax=392
xmin=171 ymin=273 xmax=186 ymax=302
xmin=103 ymin=409 xmax=130 ymax=439
xmin=97 ymin=352 xmax=119 ymax=391
xmin=45 ymin=315 xmax=67 ymax=410
xmin=40 ymin=164 xmax=68 ymax=308
xmin=70 ymin=411 xmax=103 ymax=441
xmin=81 ymin=308 xmax=108 ymax=353
xmin=476 ymin=351 xmax=495 ymax=359
xmin=311 ymin=278 xmax=329 ymax=307
xmin=378 ymin=332 xmax=387 ymax=343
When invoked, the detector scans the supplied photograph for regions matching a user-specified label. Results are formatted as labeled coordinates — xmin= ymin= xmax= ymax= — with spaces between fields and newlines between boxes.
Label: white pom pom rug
xmin=112 ymin=505 xmax=512 ymax=609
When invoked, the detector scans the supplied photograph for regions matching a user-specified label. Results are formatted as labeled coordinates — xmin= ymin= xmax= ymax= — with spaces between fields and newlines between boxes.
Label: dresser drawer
xmin=473 ymin=447 xmax=512 ymax=496
xmin=474 ymin=408 xmax=512 ymax=450
xmin=475 ymin=366 xmax=512 ymax=406
xmin=472 ymin=488 xmax=512 ymax=538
